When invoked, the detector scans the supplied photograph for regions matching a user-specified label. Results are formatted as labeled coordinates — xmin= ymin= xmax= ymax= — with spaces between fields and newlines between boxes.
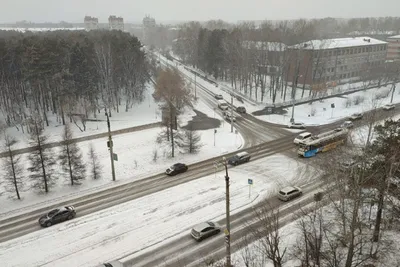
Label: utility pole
xmin=222 ymin=157 xmax=231 ymax=267
xmin=194 ymin=72 xmax=197 ymax=99
xmin=230 ymin=94 xmax=234 ymax=133
xmin=290 ymin=59 xmax=301 ymax=124
xmin=105 ymin=109 xmax=116 ymax=181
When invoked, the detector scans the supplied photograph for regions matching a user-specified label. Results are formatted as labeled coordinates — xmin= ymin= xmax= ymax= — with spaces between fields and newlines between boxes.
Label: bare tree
xmin=59 ymin=123 xmax=86 ymax=185
xmin=182 ymin=126 xmax=202 ymax=154
xmin=27 ymin=116 xmax=57 ymax=193
xmin=249 ymin=203 xmax=287 ymax=267
xmin=153 ymin=67 xmax=193 ymax=157
xmin=87 ymin=143 xmax=102 ymax=180
xmin=2 ymin=134 xmax=24 ymax=199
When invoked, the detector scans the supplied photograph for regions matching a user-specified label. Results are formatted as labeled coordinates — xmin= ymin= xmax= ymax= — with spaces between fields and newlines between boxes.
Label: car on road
xmin=339 ymin=160 xmax=358 ymax=172
xmin=228 ymin=151 xmax=251 ymax=165
xmin=98 ymin=261 xmax=124 ymax=267
xmin=236 ymin=106 xmax=247 ymax=114
xmin=214 ymin=94 xmax=223 ymax=100
xmin=340 ymin=120 xmax=354 ymax=129
xmin=191 ymin=221 xmax=221 ymax=241
xmin=288 ymin=122 xmax=306 ymax=129
xmin=217 ymin=100 xmax=229 ymax=111
xmin=224 ymin=113 xmax=236 ymax=122
xmin=293 ymin=132 xmax=312 ymax=145
xmin=348 ymin=112 xmax=363 ymax=121
xmin=383 ymin=103 xmax=395 ymax=111
xmin=278 ymin=186 xmax=302 ymax=201
xmin=38 ymin=206 xmax=76 ymax=227
xmin=165 ymin=163 xmax=188 ymax=176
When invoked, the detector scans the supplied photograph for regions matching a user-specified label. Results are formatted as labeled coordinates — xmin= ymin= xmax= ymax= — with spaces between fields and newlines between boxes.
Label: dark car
xmin=228 ymin=152 xmax=251 ymax=166
xmin=165 ymin=163 xmax=188 ymax=176
xmin=236 ymin=106 xmax=247 ymax=114
xmin=191 ymin=221 xmax=221 ymax=241
xmin=38 ymin=206 xmax=76 ymax=227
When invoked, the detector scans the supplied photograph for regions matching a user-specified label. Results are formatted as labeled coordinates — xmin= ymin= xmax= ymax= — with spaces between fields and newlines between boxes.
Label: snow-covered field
xmin=0 ymin=154 xmax=315 ymax=267
xmin=3 ymin=84 xmax=161 ymax=150
xmin=0 ymin=86 xmax=244 ymax=218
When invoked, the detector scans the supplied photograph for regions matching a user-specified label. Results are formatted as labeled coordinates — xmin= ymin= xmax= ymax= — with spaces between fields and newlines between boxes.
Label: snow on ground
xmin=2 ymin=84 xmax=160 ymax=150
xmin=0 ymin=27 xmax=85 ymax=32
xmin=0 ymin=90 xmax=244 ymax=219
xmin=349 ymin=114 xmax=400 ymax=147
xmin=228 ymin=199 xmax=400 ymax=267
xmin=0 ymin=154 xmax=315 ymax=267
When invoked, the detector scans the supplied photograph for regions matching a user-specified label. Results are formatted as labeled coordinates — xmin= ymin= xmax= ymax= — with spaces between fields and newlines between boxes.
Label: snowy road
xmin=0 ymin=134 xmax=298 ymax=244
xmin=0 ymin=154 xmax=316 ymax=267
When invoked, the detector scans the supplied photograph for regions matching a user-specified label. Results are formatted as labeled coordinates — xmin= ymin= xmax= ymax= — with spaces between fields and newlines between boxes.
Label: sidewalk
xmin=0 ymin=122 xmax=162 ymax=158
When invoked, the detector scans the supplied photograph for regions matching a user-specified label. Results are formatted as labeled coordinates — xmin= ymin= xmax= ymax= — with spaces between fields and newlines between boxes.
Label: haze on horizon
xmin=0 ymin=0 xmax=399 ymax=24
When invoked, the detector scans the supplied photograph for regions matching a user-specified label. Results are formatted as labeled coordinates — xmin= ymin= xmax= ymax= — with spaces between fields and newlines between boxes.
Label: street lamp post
xmin=290 ymin=73 xmax=302 ymax=124
xmin=230 ymin=94 xmax=234 ymax=133
xmin=194 ymin=72 xmax=197 ymax=99
xmin=105 ymin=109 xmax=116 ymax=181
xmin=222 ymin=157 xmax=231 ymax=267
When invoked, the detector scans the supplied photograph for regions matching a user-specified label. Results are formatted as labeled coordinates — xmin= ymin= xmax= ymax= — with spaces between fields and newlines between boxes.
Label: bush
xmin=353 ymin=95 xmax=365 ymax=105
xmin=344 ymin=98 xmax=352 ymax=108
xmin=310 ymin=107 xmax=317 ymax=116
xmin=375 ymin=89 xmax=390 ymax=100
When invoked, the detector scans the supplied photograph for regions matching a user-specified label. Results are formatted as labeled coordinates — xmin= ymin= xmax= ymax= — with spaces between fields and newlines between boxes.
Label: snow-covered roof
xmin=289 ymin=37 xmax=387 ymax=50
xmin=242 ymin=41 xmax=287 ymax=51
xmin=388 ymin=35 xmax=400 ymax=39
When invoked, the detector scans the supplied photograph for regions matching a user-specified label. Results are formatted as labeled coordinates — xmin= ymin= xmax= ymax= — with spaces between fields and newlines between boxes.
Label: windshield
xmin=48 ymin=209 xmax=59 ymax=217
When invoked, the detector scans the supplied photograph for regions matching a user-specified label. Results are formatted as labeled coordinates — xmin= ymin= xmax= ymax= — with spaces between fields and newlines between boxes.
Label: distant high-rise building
xmin=84 ymin=16 xmax=98 ymax=30
xmin=142 ymin=15 xmax=156 ymax=44
xmin=109 ymin=15 xmax=124 ymax=31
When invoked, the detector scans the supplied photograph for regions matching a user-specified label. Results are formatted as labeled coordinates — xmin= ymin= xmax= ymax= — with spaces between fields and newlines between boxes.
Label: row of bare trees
xmin=2 ymin=118 xmax=102 ymax=198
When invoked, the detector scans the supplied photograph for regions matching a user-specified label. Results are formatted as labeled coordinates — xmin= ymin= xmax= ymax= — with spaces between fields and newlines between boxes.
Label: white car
xmin=288 ymin=122 xmax=306 ymax=129
xmin=348 ymin=113 xmax=363 ymax=120
xmin=293 ymin=132 xmax=312 ymax=144
xmin=383 ymin=103 xmax=395 ymax=111
xmin=340 ymin=120 xmax=354 ymax=129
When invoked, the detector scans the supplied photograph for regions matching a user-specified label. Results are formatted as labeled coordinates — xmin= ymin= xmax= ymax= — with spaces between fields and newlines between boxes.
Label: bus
xmin=297 ymin=128 xmax=349 ymax=158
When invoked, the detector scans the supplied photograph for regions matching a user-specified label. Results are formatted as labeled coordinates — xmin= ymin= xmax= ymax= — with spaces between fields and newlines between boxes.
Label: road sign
xmin=113 ymin=153 xmax=118 ymax=161
xmin=107 ymin=140 xmax=113 ymax=148
xmin=224 ymin=229 xmax=229 ymax=235
xmin=248 ymin=179 xmax=253 ymax=185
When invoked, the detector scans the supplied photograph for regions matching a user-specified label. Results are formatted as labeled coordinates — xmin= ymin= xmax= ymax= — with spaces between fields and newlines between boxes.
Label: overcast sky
xmin=1 ymin=0 xmax=398 ymax=24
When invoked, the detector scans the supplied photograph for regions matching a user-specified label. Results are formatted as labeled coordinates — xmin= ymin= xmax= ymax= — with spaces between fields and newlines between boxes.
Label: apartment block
xmin=109 ymin=15 xmax=124 ymax=31
xmin=386 ymin=35 xmax=400 ymax=61
xmin=84 ymin=16 xmax=98 ymax=30
xmin=287 ymin=37 xmax=387 ymax=87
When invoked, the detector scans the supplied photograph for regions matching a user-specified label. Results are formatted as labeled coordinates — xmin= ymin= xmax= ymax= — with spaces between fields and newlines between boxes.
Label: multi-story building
xmin=287 ymin=37 xmax=387 ymax=87
xmin=386 ymin=35 xmax=400 ymax=61
xmin=142 ymin=15 xmax=156 ymax=44
xmin=108 ymin=15 xmax=124 ymax=31
xmin=84 ymin=16 xmax=98 ymax=30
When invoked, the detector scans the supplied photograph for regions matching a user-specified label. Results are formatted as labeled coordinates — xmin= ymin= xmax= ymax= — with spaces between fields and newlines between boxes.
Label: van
xmin=278 ymin=186 xmax=302 ymax=201
xmin=218 ymin=100 xmax=229 ymax=110
xmin=293 ymin=132 xmax=312 ymax=145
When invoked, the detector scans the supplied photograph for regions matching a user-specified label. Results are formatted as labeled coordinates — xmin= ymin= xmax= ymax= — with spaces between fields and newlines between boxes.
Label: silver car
xmin=191 ymin=222 xmax=221 ymax=241
xmin=278 ymin=186 xmax=302 ymax=201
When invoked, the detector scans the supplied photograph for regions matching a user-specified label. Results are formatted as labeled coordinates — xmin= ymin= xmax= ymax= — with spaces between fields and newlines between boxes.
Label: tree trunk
xmin=9 ymin=148 xmax=20 ymax=200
